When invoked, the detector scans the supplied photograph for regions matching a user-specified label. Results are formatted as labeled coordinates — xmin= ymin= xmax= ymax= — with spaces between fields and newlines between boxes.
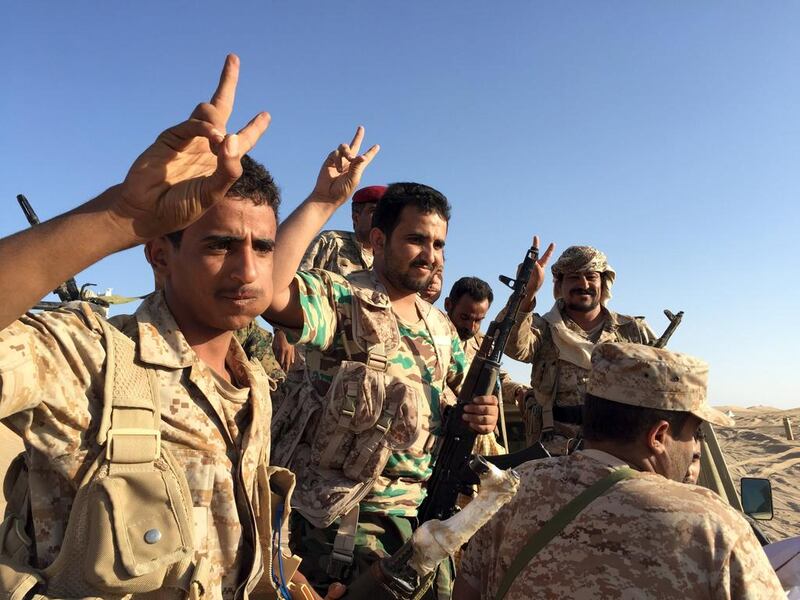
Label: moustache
xmin=569 ymin=288 xmax=596 ymax=296
xmin=217 ymin=286 xmax=263 ymax=298
xmin=410 ymin=260 xmax=433 ymax=271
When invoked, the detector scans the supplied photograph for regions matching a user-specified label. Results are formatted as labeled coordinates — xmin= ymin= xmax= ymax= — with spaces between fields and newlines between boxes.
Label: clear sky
xmin=3 ymin=3 xmax=798 ymax=409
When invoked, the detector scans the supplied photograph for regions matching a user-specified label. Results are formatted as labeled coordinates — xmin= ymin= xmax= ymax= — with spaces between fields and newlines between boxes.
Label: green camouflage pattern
xmin=460 ymin=450 xmax=784 ymax=599
xmin=300 ymin=230 xmax=373 ymax=275
xmin=234 ymin=320 xmax=286 ymax=385
xmin=282 ymin=268 xmax=467 ymax=516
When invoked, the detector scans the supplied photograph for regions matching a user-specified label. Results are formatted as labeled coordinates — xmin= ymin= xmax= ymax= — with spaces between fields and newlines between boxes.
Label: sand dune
xmin=715 ymin=406 xmax=800 ymax=542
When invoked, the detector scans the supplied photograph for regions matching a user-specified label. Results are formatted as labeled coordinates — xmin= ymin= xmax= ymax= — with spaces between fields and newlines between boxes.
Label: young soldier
xmin=0 ymin=55 xmax=375 ymax=599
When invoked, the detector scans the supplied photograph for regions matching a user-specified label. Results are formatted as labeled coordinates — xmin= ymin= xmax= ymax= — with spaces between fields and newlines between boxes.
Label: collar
xmin=579 ymin=448 xmax=633 ymax=470
xmin=134 ymin=291 xmax=196 ymax=369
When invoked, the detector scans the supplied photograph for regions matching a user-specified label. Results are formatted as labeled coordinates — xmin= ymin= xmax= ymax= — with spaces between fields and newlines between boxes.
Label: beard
xmin=565 ymin=288 xmax=601 ymax=313
xmin=455 ymin=325 xmax=475 ymax=341
xmin=383 ymin=247 xmax=434 ymax=293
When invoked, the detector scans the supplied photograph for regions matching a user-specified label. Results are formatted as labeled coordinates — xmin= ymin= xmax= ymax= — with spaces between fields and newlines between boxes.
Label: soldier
xmin=444 ymin=276 xmax=530 ymax=454
xmin=0 ymin=55 xmax=372 ymax=599
xmin=500 ymin=239 xmax=655 ymax=454
xmin=454 ymin=343 xmax=784 ymax=600
xmin=264 ymin=182 xmax=499 ymax=597
xmin=272 ymin=185 xmax=386 ymax=372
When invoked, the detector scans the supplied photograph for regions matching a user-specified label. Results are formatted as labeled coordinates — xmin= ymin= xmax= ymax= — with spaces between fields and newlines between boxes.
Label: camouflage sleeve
xmin=497 ymin=303 xmax=544 ymax=363
xmin=0 ymin=305 xmax=103 ymax=444
xmin=446 ymin=333 xmax=468 ymax=395
xmin=282 ymin=270 xmax=347 ymax=351
xmin=299 ymin=233 xmax=332 ymax=271
xmin=722 ymin=525 xmax=785 ymax=599
xmin=498 ymin=368 xmax=528 ymax=406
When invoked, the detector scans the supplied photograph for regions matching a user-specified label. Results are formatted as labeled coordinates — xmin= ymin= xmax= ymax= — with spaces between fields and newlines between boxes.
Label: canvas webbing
xmin=495 ymin=467 xmax=637 ymax=600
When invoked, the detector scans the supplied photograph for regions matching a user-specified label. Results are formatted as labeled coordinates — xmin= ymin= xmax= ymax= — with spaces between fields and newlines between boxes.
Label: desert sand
xmin=1 ymin=407 xmax=798 ymax=543
xmin=715 ymin=406 xmax=800 ymax=542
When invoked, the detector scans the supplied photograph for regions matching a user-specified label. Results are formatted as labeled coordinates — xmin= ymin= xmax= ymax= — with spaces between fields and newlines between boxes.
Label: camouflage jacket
xmin=279 ymin=269 xmax=467 ymax=517
xmin=299 ymin=230 xmax=373 ymax=276
xmin=499 ymin=299 xmax=654 ymax=450
xmin=0 ymin=292 xmax=275 ymax=599
xmin=234 ymin=319 xmax=286 ymax=385
xmin=460 ymin=450 xmax=784 ymax=599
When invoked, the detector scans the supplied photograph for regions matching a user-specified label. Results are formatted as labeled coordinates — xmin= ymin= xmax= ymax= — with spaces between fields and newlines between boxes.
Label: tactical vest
xmin=0 ymin=317 xmax=295 ymax=599
xmin=270 ymin=271 xmax=453 ymax=577
xmin=525 ymin=313 xmax=651 ymax=451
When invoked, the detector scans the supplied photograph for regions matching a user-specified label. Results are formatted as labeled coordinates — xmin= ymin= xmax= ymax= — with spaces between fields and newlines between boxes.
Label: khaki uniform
xmin=460 ymin=450 xmax=784 ymax=599
xmin=0 ymin=292 xmax=281 ymax=599
xmin=299 ymin=230 xmax=373 ymax=275
xmin=500 ymin=299 xmax=654 ymax=452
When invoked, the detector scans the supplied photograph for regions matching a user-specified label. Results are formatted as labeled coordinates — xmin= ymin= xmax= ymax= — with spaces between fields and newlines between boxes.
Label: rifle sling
xmin=494 ymin=466 xmax=637 ymax=600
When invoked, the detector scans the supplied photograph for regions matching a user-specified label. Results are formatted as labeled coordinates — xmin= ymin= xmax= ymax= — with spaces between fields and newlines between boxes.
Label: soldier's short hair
xmin=167 ymin=154 xmax=280 ymax=246
xmin=448 ymin=277 xmax=494 ymax=306
xmin=581 ymin=393 xmax=693 ymax=445
xmin=371 ymin=182 xmax=451 ymax=238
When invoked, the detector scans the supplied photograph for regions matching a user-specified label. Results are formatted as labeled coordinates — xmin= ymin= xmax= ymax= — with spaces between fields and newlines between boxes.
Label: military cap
xmin=353 ymin=185 xmax=387 ymax=204
xmin=552 ymin=246 xmax=615 ymax=305
xmin=588 ymin=343 xmax=733 ymax=427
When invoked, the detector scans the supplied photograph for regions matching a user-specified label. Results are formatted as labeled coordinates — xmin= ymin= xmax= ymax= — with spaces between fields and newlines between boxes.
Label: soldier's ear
xmin=370 ymin=227 xmax=385 ymax=252
xmin=646 ymin=420 xmax=670 ymax=455
xmin=444 ymin=297 xmax=453 ymax=313
xmin=145 ymin=239 xmax=171 ymax=290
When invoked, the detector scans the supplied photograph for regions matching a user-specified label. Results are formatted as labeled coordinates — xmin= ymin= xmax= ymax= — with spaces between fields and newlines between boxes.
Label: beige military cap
xmin=587 ymin=343 xmax=734 ymax=427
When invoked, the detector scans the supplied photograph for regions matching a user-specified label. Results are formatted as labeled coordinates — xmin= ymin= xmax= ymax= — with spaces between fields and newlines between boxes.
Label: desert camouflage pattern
xmin=460 ymin=450 xmax=784 ymax=599
xmin=300 ymin=230 xmax=373 ymax=275
xmin=0 ymin=292 xmax=274 ymax=599
xmin=279 ymin=268 xmax=467 ymax=516
xmin=499 ymin=300 xmax=655 ymax=452
xmin=550 ymin=245 xmax=616 ymax=305
xmin=234 ymin=319 xmax=286 ymax=385
xmin=589 ymin=342 xmax=734 ymax=427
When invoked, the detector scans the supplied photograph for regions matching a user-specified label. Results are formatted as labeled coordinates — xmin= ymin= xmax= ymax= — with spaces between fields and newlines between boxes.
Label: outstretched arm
xmin=0 ymin=54 xmax=269 ymax=330
xmin=265 ymin=126 xmax=379 ymax=328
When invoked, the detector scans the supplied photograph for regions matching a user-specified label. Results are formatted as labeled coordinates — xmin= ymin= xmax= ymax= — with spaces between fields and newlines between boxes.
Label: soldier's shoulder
xmin=318 ymin=229 xmax=354 ymax=243
xmin=623 ymin=473 xmax=751 ymax=531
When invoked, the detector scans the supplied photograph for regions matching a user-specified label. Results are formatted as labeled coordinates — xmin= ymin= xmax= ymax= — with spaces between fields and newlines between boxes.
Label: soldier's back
xmin=461 ymin=451 xmax=783 ymax=599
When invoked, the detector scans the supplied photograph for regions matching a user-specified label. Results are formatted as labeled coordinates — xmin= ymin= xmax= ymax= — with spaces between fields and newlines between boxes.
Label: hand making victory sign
xmin=115 ymin=54 xmax=271 ymax=242
xmin=0 ymin=54 xmax=270 ymax=328
xmin=520 ymin=235 xmax=556 ymax=312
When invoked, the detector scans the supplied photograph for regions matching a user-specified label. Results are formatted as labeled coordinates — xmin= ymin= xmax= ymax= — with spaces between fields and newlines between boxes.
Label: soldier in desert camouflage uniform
xmin=265 ymin=182 xmax=500 ymax=597
xmin=454 ymin=343 xmax=784 ymax=600
xmin=499 ymin=240 xmax=655 ymax=454
xmin=0 ymin=56 xmax=375 ymax=599
xmin=271 ymin=185 xmax=386 ymax=373
xmin=444 ymin=276 xmax=530 ymax=455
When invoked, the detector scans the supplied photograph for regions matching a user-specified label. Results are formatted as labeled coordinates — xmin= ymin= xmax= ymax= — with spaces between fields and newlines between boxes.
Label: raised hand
xmin=114 ymin=54 xmax=270 ymax=242
xmin=311 ymin=126 xmax=380 ymax=206
xmin=523 ymin=235 xmax=556 ymax=302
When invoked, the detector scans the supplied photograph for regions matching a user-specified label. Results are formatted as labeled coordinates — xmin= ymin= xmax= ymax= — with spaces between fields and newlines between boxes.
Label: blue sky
xmin=2 ymin=3 xmax=798 ymax=409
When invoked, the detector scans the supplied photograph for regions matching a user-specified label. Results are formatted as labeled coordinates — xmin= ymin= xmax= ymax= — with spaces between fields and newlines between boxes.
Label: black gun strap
xmin=494 ymin=467 xmax=637 ymax=600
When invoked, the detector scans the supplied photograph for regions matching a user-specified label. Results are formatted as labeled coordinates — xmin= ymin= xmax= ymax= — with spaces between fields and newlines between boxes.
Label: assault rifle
xmin=16 ymin=194 xmax=138 ymax=313
xmin=16 ymin=194 xmax=82 ymax=303
xmin=417 ymin=243 xmax=550 ymax=524
xmin=654 ymin=309 xmax=683 ymax=349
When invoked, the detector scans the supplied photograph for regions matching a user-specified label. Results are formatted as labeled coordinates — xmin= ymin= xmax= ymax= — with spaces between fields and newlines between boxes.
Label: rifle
xmin=16 ymin=194 xmax=82 ymax=303
xmin=417 ymin=243 xmax=549 ymax=524
xmin=654 ymin=309 xmax=683 ymax=349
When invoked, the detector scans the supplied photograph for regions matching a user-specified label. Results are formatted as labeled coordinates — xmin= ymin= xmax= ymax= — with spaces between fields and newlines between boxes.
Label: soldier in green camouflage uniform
xmin=498 ymin=241 xmax=655 ymax=455
xmin=233 ymin=319 xmax=286 ymax=386
xmin=272 ymin=185 xmax=387 ymax=374
xmin=265 ymin=182 xmax=500 ymax=598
